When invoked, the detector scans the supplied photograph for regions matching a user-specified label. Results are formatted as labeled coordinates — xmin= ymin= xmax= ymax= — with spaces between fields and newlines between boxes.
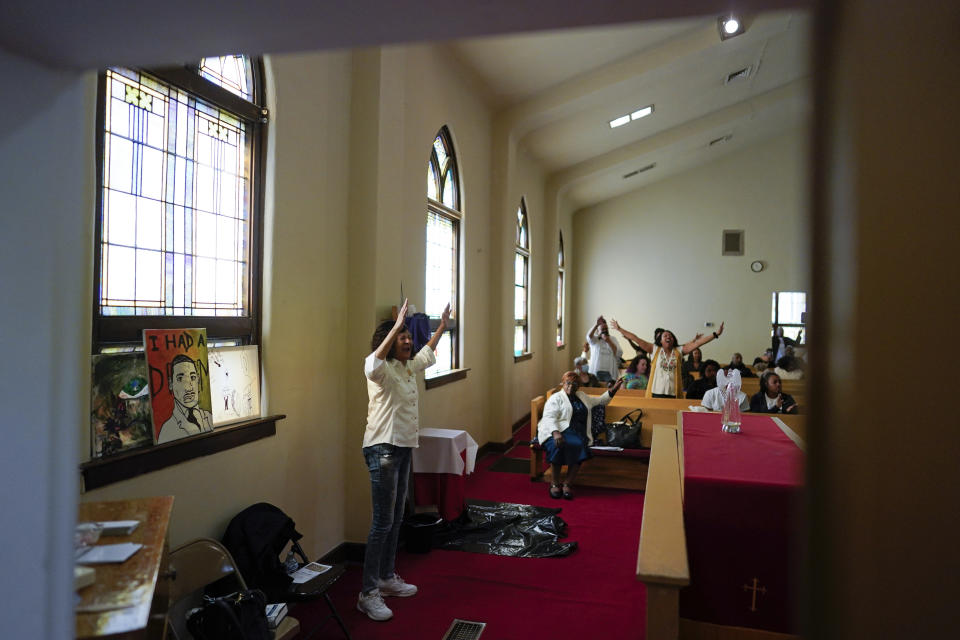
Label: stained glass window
xmin=94 ymin=57 xmax=266 ymax=349
xmin=557 ymin=231 xmax=565 ymax=346
xmin=514 ymin=201 xmax=530 ymax=356
xmin=425 ymin=126 xmax=461 ymax=378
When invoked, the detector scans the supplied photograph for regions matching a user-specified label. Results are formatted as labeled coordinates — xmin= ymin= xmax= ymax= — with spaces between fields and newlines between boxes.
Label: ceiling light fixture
xmin=610 ymin=104 xmax=655 ymax=129
xmin=718 ymin=14 xmax=745 ymax=40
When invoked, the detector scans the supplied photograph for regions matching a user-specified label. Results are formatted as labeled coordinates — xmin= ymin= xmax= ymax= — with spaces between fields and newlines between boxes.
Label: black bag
xmin=186 ymin=589 xmax=271 ymax=640
xmin=604 ymin=408 xmax=643 ymax=449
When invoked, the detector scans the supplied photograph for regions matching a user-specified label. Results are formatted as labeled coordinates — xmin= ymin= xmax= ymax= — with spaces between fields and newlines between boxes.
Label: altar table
xmin=679 ymin=412 xmax=804 ymax=634
xmin=412 ymin=428 xmax=478 ymax=520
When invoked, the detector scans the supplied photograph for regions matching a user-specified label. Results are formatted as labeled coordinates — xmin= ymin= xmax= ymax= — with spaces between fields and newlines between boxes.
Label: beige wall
xmin=342 ymin=44 xmax=508 ymax=541
xmin=83 ymin=50 xmax=357 ymax=559
xmin=571 ymin=128 xmax=808 ymax=364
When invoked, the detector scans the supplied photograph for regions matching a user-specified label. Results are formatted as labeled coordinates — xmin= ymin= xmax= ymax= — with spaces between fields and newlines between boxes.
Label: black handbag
xmin=604 ymin=408 xmax=643 ymax=449
xmin=186 ymin=589 xmax=271 ymax=640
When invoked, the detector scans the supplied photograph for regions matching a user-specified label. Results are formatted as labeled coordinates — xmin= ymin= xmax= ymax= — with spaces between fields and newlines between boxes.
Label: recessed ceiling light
xmin=609 ymin=115 xmax=631 ymax=128
xmin=718 ymin=14 xmax=745 ymax=40
xmin=630 ymin=105 xmax=654 ymax=120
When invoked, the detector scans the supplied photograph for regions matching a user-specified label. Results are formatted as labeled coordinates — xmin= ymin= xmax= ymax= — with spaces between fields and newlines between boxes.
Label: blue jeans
xmin=361 ymin=443 xmax=412 ymax=593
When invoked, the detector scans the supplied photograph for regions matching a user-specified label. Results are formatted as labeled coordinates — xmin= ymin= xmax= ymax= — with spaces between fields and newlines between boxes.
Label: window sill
xmin=80 ymin=414 xmax=286 ymax=491
xmin=425 ymin=368 xmax=470 ymax=389
xmin=514 ymin=352 xmax=533 ymax=363
xmin=557 ymin=344 xmax=566 ymax=351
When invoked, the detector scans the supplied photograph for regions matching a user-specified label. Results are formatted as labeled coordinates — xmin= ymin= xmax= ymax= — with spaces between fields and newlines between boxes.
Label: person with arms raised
xmin=610 ymin=319 xmax=725 ymax=398
xmin=358 ymin=298 xmax=450 ymax=622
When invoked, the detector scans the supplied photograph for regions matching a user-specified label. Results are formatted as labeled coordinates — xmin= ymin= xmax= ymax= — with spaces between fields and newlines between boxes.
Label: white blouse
xmin=649 ymin=347 xmax=680 ymax=396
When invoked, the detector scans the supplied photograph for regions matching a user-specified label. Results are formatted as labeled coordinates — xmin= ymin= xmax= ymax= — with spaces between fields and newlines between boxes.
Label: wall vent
xmin=623 ymin=163 xmax=656 ymax=179
xmin=724 ymin=66 xmax=752 ymax=84
xmin=709 ymin=134 xmax=732 ymax=147
xmin=722 ymin=229 xmax=745 ymax=256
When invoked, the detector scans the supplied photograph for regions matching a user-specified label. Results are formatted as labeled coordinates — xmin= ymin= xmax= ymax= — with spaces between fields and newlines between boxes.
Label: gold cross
xmin=743 ymin=577 xmax=767 ymax=612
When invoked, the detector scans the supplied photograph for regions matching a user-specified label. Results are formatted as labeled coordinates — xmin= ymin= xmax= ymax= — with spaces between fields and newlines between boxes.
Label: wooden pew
xmin=637 ymin=423 xmax=689 ymax=640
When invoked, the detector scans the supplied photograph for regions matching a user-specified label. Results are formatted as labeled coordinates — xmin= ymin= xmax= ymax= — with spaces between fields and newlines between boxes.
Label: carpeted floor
xmin=290 ymin=442 xmax=647 ymax=639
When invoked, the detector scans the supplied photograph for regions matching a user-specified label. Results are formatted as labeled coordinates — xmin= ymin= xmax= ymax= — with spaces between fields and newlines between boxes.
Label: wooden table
xmin=76 ymin=496 xmax=174 ymax=639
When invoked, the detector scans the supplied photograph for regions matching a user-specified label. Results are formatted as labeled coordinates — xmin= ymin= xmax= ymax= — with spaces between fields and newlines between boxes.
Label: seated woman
xmin=685 ymin=359 xmax=719 ymax=400
xmin=749 ymin=370 xmax=799 ymax=414
xmin=610 ymin=319 xmax=725 ymax=398
xmin=701 ymin=367 xmax=750 ymax=411
xmin=622 ymin=355 xmax=650 ymax=390
xmin=536 ymin=372 xmax=622 ymax=500
xmin=682 ymin=347 xmax=703 ymax=390
xmin=774 ymin=355 xmax=804 ymax=380
xmin=728 ymin=352 xmax=757 ymax=377
xmin=572 ymin=356 xmax=604 ymax=388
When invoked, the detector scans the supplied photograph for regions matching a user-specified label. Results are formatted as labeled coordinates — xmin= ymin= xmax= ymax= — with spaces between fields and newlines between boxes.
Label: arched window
xmin=93 ymin=55 xmax=267 ymax=351
xmin=514 ymin=200 xmax=530 ymax=357
xmin=557 ymin=231 xmax=565 ymax=347
xmin=425 ymin=126 xmax=461 ymax=378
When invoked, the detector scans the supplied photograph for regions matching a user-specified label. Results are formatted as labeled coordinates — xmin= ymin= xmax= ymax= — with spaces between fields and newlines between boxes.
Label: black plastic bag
xmin=605 ymin=408 xmax=643 ymax=448
xmin=430 ymin=500 xmax=577 ymax=558
xmin=186 ymin=589 xmax=271 ymax=640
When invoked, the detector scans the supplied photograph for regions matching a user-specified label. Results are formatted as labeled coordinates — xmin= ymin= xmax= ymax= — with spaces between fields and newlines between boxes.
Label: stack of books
xmin=265 ymin=602 xmax=288 ymax=629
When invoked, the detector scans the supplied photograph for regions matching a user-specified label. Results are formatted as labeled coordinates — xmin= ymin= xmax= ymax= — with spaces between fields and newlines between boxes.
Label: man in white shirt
xmin=586 ymin=316 xmax=622 ymax=383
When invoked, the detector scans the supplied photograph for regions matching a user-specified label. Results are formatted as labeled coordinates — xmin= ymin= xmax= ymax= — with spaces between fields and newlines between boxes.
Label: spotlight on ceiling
xmin=718 ymin=14 xmax=745 ymax=40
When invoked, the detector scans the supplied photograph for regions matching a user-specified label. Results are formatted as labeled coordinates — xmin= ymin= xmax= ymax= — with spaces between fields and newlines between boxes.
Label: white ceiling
xmin=0 ymin=1 xmax=811 ymax=211
xmin=447 ymin=10 xmax=811 ymax=208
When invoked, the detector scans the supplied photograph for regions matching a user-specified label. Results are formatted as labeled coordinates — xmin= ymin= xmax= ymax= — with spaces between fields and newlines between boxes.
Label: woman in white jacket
xmin=538 ymin=371 xmax=622 ymax=499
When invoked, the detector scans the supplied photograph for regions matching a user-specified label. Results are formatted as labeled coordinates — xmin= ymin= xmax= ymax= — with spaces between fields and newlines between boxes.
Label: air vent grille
xmin=441 ymin=619 xmax=486 ymax=640
xmin=722 ymin=229 xmax=745 ymax=256
xmin=724 ymin=66 xmax=752 ymax=84
xmin=623 ymin=163 xmax=656 ymax=179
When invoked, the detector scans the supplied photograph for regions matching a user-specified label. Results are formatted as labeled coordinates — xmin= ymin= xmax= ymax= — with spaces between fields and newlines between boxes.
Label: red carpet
xmin=292 ymin=450 xmax=648 ymax=639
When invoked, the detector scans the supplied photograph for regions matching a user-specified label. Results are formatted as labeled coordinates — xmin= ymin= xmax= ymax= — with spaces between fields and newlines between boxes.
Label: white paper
xmin=590 ymin=445 xmax=624 ymax=451
xmin=288 ymin=562 xmax=331 ymax=584
xmin=76 ymin=542 xmax=143 ymax=564
xmin=98 ymin=520 xmax=140 ymax=536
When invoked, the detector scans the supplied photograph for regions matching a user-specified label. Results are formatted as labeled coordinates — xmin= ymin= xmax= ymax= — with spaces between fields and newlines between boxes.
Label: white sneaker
xmin=378 ymin=573 xmax=418 ymax=597
xmin=357 ymin=589 xmax=393 ymax=621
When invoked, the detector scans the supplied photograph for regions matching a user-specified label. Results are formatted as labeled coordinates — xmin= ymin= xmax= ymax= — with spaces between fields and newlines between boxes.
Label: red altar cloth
xmin=679 ymin=412 xmax=804 ymax=634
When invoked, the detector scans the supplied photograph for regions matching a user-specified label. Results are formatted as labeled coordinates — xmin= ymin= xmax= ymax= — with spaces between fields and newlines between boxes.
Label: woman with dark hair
xmin=610 ymin=319 xmax=724 ymax=398
xmin=357 ymin=298 xmax=449 ymax=622
xmin=572 ymin=356 xmax=604 ymax=388
xmin=537 ymin=371 xmax=622 ymax=500
xmin=682 ymin=347 xmax=703 ymax=390
xmin=622 ymin=354 xmax=650 ymax=390
xmin=749 ymin=370 xmax=798 ymax=414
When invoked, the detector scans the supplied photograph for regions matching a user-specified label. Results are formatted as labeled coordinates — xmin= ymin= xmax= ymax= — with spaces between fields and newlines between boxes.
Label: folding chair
xmin=166 ymin=537 xmax=299 ymax=640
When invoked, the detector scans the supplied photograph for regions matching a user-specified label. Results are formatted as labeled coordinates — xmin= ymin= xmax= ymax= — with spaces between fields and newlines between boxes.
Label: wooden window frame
xmin=92 ymin=60 xmax=268 ymax=351
xmin=425 ymin=126 xmax=463 ymax=381
xmin=514 ymin=200 xmax=531 ymax=359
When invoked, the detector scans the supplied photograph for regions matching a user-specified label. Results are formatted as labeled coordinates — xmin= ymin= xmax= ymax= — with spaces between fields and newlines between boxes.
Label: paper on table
xmin=98 ymin=520 xmax=140 ymax=536
xmin=288 ymin=562 xmax=332 ymax=584
xmin=76 ymin=542 xmax=143 ymax=564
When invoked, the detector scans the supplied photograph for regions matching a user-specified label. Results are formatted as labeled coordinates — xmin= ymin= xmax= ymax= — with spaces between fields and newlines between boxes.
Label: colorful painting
xmin=143 ymin=328 xmax=214 ymax=444
xmin=90 ymin=353 xmax=154 ymax=457
xmin=209 ymin=345 xmax=261 ymax=426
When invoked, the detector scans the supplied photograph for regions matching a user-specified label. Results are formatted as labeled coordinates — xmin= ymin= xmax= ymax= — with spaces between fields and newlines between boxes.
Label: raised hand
xmin=716 ymin=321 xmax=725 ymax=336
xmin=609 ymin=318 xmax=620 ymax=332
xmin=395 ymin=298 xmax=409 ymax=330
xmin=441 ymin=303 xmax=451 ymax=325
